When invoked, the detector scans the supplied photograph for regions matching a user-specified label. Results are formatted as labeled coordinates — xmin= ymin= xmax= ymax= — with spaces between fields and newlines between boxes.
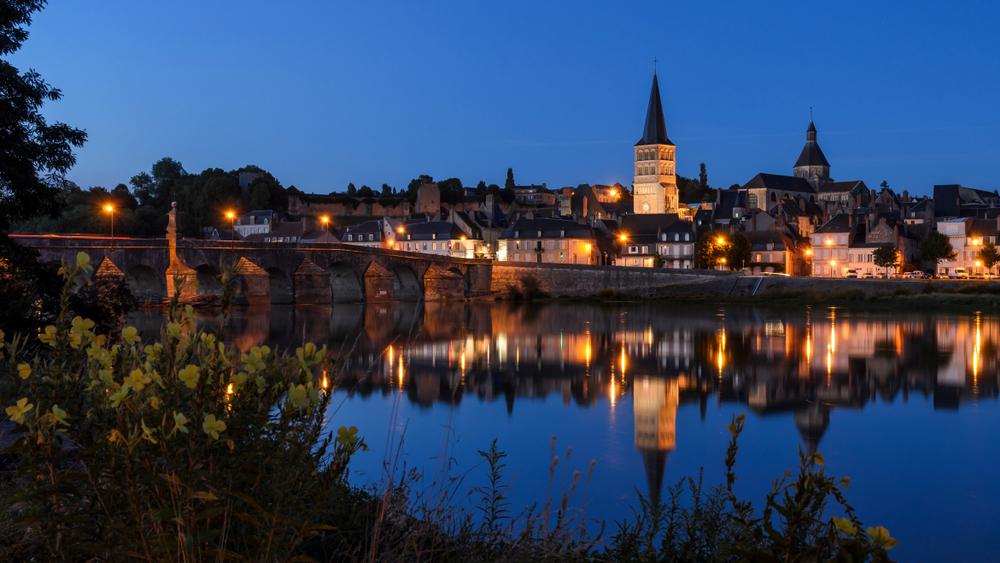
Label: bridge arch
xmin=266 ymin=267 xmax=293 ymax=304
xmin=391 ymin=264 xmax=421 ymax=301
xmin=448 ymin=266 xmax=470 ymax=294
xmin=329 ymin=263 xmax=364 ymax=303
xmin=195 ymin=264 xmax=223 ymax=296
xmin=125 ymin=264 xmax=165 ymax=304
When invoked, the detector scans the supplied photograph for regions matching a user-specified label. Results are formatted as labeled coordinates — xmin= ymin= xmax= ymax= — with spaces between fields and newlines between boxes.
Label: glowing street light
xmin=715 ymin=235 xmax=727 ymax=246
xmin=804 ymin=247 xmax=813 ymax=257
xmin=224 ymin=209 xmax=237 ymax=242
xmin=319 ymin=214 xmax=331 ymax=227
xmin=583 ymin=242 xmax=593 ymax=253
xmin=618 ymin=232 xmax=629 ymax=243
xmin=396 ymin=224 xmax=406 ymax=235
xmin=102 ymin=203 xmax=115 ymax=241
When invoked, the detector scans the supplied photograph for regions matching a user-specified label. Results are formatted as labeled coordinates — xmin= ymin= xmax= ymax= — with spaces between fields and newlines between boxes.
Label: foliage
xmin=977 ymin=242 xmax=999 ymax=273
xmin=873 ymin=244 xmax=899 ymax=274
xmin=0 ymin=0 xmax=88 ymax=232
xmin=605 ymin=415 xmax=895 ymax=562
xmin=919 ymin=231 xmax=956 ymax=265
xmin=696 ymin=231 xmax=750 ymax=270
xmin=0 ymin=253 xmax=360 ymax=560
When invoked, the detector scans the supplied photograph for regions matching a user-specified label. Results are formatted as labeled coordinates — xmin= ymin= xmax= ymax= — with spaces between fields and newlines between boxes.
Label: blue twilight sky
xmin=11 ymin=0 xmax=1000 ymax=196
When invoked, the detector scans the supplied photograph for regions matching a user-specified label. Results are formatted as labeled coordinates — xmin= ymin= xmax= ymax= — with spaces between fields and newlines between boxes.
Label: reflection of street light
xmin=102 ymin=203 xmax=115 ymax=241
xmin=715 ymin=235 xmax=727 ymax=246
xmin=804 ymin=247 xmax=813 ymax=257
xmin=396 ymin=225 xmax=406 ymax=235
xmin=618 ymin=232 xmax=629 ymax=243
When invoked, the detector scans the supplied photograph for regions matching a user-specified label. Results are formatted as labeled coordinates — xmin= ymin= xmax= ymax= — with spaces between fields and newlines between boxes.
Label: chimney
xmin=902 ymin=190 xmax=910 ymax=202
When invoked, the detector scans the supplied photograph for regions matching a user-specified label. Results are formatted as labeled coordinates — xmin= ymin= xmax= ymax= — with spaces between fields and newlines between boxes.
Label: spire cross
xmin=809 ymin=106 xmax=813 ymax=121
xmin=653 ymin=57 xmax=657 ymax=74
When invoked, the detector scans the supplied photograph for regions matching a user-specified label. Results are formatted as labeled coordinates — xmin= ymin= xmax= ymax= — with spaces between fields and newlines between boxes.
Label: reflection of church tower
xmin=633 ymin=72 xmax=678 ymax=214
xmin=793 ymin=403 xmax=830 ymax=453
xmin=792 ymin=120 xmax=831 ymax=190
xmin=633 ymin=377 xmax=679 ymax=505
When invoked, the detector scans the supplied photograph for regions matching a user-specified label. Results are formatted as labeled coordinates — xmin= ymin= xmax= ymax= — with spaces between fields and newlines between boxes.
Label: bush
xmin=0 ymin=252 xmax=361 ymax=560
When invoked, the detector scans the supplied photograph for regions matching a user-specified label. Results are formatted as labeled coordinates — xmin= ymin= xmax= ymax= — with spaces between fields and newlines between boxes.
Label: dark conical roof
xmin=794 ymin=120 xmax=829 ymax=168
xmin=636 ymin=73 xmax=672 ymax=146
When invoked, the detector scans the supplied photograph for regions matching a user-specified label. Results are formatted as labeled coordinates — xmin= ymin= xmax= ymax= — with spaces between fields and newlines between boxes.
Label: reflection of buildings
xmin=633 ymin=377 xmax=678 ymax=504
xmin=131 ymin=302 xmax=1000 ymax=452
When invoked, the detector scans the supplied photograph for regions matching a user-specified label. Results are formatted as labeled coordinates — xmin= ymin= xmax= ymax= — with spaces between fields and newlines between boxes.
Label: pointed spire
xmin=795 ymin=118 xmax=829 ymax=168
xmin=636 ymin=72 xmax=672 ymax=146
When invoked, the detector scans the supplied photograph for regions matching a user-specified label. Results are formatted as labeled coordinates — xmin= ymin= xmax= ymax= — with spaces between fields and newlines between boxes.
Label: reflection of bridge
xmin=13 ymin=232 xmax=492 ymax=305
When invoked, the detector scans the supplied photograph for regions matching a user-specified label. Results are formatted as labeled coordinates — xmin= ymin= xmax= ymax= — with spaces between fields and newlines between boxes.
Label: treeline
xmin=15 ymin=158 xmax=287 ymax=237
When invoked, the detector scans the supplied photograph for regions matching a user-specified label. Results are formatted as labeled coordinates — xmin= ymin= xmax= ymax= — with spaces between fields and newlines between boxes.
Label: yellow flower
xmin=811 ymin=451 xmax=825 ymax=466
xmin=287 ymin=384 xmax=308 ymax=409
xmin=109 ymin=385 xmax=130 ymax=407
xmin=124 ymin=368 xmax=150 ymax=392
xmin=202 ymin=414 xmax=226 ymax=440
xmin=5 ymin=398 xmax=33 ymax=425
xmin=39 ymin=325 xmax=58 ymax=347
xmin=75 ymin=252 xmax=91 ymax=271
xmin=178 ymin=365 xmax=200 ymax=389
xmin=832 ymin=516 xmax=857 ymax=537
xmin=122 ymin=326 xmax=140 ymax=345
xmin=17 ymin=363 xmax=31 ymax=380
xmin=167 ymin=322 xmax=183 ymax=339
xmin=173 ymin=411 xmax=190 ymax=434
xmin=141 ymin=419 xmax=157 ymax=444
xmin=149 ymin=396 xmax=161 ymax=410
xmin=50 ymin=404 xmax=70 ymax=427
xmin=69 ymin=316 xmax=96 ymax=349
xmin=866 ymin=526 xmax=897 ymax=549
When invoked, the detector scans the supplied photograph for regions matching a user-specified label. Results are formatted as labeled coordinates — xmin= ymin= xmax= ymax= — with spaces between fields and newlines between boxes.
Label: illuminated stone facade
xmin=633 ymin=73 xmax=678 ymax=215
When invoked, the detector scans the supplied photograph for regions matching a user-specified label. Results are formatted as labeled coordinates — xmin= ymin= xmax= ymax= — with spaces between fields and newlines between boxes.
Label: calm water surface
xmin=130 ymin=302 xmax=1000 ymax=562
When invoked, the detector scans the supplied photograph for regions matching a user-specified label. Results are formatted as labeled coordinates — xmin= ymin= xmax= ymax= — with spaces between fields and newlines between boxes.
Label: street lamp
xmin=224 ymin=210 xmax=237 ymax=243
xmin=715 ymin=235 xmax=727 ymax=246
xmin=396 ymin=225 xmax=406 ymax=235
xmin=319 ymin=214 xmax=331 ymax=228
xmin=102 ymin=203 xmax=115 ymax=241
xmin=618 ymin=232 xmax=629 ymax=243
xmin=804 ymin=247 xmax=813 ymax=257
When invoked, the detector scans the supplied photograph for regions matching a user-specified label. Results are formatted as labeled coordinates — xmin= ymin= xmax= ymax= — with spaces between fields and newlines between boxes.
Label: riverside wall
xmin=491 ymin=263 xmax=974 ymax=299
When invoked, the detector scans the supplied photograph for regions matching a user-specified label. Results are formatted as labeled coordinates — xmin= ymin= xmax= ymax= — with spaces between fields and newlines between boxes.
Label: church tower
xmin=633 ymin=72 xmax=678 ymax=214
xmin=792 ymin=120 xmax=831 ymax=190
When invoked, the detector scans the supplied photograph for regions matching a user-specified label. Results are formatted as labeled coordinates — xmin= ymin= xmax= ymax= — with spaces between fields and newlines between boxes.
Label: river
xmin=128 ymin=302 xmax=1000 ymax=562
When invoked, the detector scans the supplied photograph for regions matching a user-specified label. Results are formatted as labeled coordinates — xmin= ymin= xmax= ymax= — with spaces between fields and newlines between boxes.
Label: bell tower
xmin=633 ymin=71 xmax=678 ymax=214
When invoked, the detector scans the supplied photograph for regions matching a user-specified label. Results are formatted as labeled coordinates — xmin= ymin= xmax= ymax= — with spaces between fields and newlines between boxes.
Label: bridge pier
xmin=293 ymin=257 xmax=330 ymax=305
xmin=233 ymin=257 xmax=270 ymax=306
xmin=364 ymin=262 xmax=395 ymax=302
xmin=423 ymin=265 xmax=465 ymax=301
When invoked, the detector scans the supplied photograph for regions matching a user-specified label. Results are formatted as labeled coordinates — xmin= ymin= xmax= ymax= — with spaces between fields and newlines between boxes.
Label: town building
xmin=935 ymin=217 xmax=1000 ymax=277
xmin=497 ymin=217 xmax=598 ymax=265
xmin=234 ymin=210 xmax=273 ymax=238
xmin=615 ymin=214 xmax=695 ymax=269
xmin=633 ymin=72 xmax=679 ymax=215
xmin=397 ymin=220 xmax=476 ymax=259
xmin=339 ymin=219 xmax=391 ymax=248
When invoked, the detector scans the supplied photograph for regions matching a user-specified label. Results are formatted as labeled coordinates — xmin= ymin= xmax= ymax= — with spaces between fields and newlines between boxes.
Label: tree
xmin=129 ymin=172 xmax=155 ymax=206
xmin=0 ymin=0 xmax=88 ymax=231
xmin=346 ymin=182 xmax=357 ymax=196
xmin=357 ymin=185 xmax=374 ymax=198
xmin=978 ymin=242 xmax=999 ymax=276
xmin=406 ymin=174 xmax=433 ymax=197
xmin=699 ymin=163 xmax=708 ymax=189
xmin=919 ymin=231 xmax=956 ymax=269
xmin=505 ymin=167 xmax=516 ymax=190
xmin=725 ymin=232 xmax=751 ymax=270
xmin=873 ymin=244 xmax=899 ymax=277
xmin=879 ymin=180 xmax=890 ymax=190
xmin=380 ymin=183 xmax=393 ymax=197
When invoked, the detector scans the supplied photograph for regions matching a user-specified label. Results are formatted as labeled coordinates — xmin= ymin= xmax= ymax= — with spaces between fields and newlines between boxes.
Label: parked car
xmin=905 ymin=270 xmax=928 ymax=280
xmin=862 ymin=272 xmax=874 ymax=279
xmin=845 ymin=269 xmax=859 ymax=279
xmin=951 ymin=268 xmax=969 ymax=280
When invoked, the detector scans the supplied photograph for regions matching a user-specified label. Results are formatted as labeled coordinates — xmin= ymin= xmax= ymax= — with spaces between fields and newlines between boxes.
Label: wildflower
xmin=69 ymin=316 xmax=96 ymax=349
xmin=124 ymin=368 xmax=150 ymax=392
xmin=199 ymin=332 xmax=216 ymax=348
xmin=832 ymin=516 xmax=857 ymax=536
xmin=109 ymin=385 xmax=130 ymax=407
xmin=149 ymin=396 xmax=161 ymax=410
xmin=50 ymin=404 xmax=70 ymax=427
xmin=17 ymin=363 xmax=31 ymax=380
xmin=167 ymin=322 xmax=183 ymax=340
xmin=867 ymin=526 xmax=897 ymax=549
xmin=5 ymin=398 xmax=33 ymax=425
xmin=811 ymin=451 xmax=825 ymax=466
xmin=287 ymin=384 xmax=308 ymax=409
xmin=39 ymin=325 xmax=58 ymax=347
xmin=122 ymin=326 xmax=140 ymax=345
xmin=178 ymin=365 xmax=200 ymax=389
xmin=76 ymin=252 xmax=91 ymax=271
xmin=336 ymin=425 xmax=362 ymax=450
xmin=141 ymin=419 xmax=158 ymax=443
xmin=202 ymin=414 xmax=226 ymax=440
xmin=173 ymin=411 xmax=190 ymax=434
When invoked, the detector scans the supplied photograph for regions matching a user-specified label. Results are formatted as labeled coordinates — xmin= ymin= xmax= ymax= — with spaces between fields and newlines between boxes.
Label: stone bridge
xmin=11 ymin=233 xmax=492 ymax=306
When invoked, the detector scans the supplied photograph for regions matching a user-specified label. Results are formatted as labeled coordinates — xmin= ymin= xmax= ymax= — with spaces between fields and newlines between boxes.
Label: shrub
xmin=0 ymin=252 xmax=361 ymax=561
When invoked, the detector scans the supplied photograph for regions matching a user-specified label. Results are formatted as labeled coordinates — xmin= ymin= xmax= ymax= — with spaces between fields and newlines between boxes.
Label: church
xmin=632 ymin=72 xmax=679 ymax=215
xmin=740 ymin=119 xmax=869 ymax=212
